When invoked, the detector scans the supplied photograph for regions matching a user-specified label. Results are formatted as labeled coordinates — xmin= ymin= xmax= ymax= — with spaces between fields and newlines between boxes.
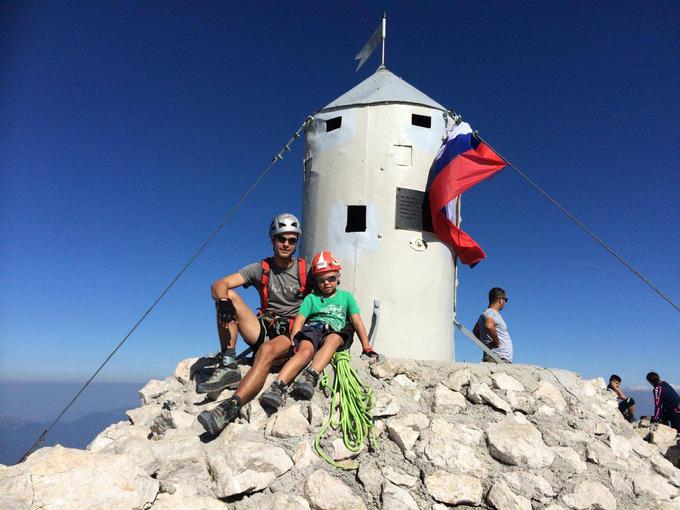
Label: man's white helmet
xmin=269 ymin=213 xmax=302 ymax=238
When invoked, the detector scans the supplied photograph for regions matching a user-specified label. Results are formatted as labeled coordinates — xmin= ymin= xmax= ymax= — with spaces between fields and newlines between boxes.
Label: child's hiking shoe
xmin=259 ymin=380 xmax=288 ymax=410
xmin=196 ymin=350 xmax=241 ymax=394
xmin=197 ymin=397 xmax=240 ymax=436
xmin=292 ymin=367 xmax=319 ymax=400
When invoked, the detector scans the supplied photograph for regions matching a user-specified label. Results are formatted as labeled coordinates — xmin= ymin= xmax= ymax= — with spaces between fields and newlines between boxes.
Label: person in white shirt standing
xmin=473 ymin=287 xmax=513 ymax=363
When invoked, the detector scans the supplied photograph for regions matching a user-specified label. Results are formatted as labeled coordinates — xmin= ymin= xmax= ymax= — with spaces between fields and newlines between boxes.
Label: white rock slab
xmin=382 ymin=466 xmax=418 ymax=488
xmin=467 ymin=382 xmax=513 ymax=414
xmin=630 ymin=472 xmax=678 ymax=500
xmin=533 ymin=380 xmax=567 ymax=410
xmin=0 ymin=445 xmax=158 ymax=510
xmin=432 ymin=383 xmax=467 ymax=414
xmin=446 ymin=369 xmax=472 ymax=392
xmin=382 ymin=482 xmax=418 ymax=510
xmin=502 ymin=471 xmax=555 ymax=503
xmin=293 ymin=441 xmax=320 ymax=468
xmin=552 ymin=446 xmax=588 ymax=473
xmin=269 ymin=403 xmax=310 ymax=438
xmin=372 ymin=391 xmax=401 ymax=417
xmin=492 ymin=372 xmax=525 ymax=392
xmin=304 ymin=469 xmax=367 ymax=510
xmin=425 ymin=470 xmax=483 ymax=506
xmin=560 ymin=480 xmax=616 ymax=510
xmin=206 ymin=440 xmax=293 ymax=498
xmin=243 ymin=493 xmax=311 ymax=510
xmin=152 ymin=493 xmax=229 ymax=510
xmin=486 ymin=420 xmax=555 ymax=468
xmin=486 ymin=480 xmax=532 ymax=510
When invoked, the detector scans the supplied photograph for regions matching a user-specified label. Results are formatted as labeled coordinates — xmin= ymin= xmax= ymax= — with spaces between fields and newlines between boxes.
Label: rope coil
xmin=314 ymin=351 xmax=376 ymax=470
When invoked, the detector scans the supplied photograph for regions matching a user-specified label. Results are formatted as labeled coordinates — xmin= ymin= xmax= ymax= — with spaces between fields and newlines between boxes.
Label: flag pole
xmin=380 ymin=13 xmax=387 ymax=68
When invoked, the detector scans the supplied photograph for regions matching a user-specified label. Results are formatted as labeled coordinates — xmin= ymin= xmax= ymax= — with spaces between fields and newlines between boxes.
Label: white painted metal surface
xmin=301 ymin=69 xmax=457 ymax=361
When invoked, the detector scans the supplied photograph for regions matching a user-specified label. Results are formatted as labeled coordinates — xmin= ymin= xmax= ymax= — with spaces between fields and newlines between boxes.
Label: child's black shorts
xmin=293 ymin=322 xmax=353 ymax=353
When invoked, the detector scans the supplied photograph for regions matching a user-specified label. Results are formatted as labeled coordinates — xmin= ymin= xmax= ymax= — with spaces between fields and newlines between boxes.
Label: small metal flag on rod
xmin=354 ymin=14 xmax=386 ymax=72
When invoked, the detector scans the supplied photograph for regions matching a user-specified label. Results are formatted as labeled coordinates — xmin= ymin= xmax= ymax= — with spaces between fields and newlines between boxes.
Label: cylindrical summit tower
xmin=301 ymin=69 xmax=457 ymax=361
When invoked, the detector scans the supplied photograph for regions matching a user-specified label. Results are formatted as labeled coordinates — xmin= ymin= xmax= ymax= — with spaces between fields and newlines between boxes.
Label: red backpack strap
xmin=259 ymin=258 xmax=271 ymax=312
xmin=297 ymin=257 xmax=308 ymax=296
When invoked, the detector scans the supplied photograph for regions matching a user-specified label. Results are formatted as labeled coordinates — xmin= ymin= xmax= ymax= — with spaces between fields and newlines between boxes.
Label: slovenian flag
xmin=428 ymin=122 xmax=507 ymax=267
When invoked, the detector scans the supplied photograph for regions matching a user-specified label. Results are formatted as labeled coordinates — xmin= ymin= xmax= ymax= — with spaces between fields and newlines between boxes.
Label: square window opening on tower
xmin=326 ymin=116 xmax=342 ymax=132
xmin=411 ymin=114 xmax=431 ymax=128
xmin=346 ymin=205 xmax=367 ymax=232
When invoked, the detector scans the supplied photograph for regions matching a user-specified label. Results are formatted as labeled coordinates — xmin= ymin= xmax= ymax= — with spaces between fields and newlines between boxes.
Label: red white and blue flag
xmin=428 ymin=122 xmax=507 ymax=267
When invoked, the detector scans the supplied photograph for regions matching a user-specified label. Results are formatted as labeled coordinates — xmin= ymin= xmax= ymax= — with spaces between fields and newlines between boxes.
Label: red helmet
xmin=311 ymin=251 xmax=341 ymax=276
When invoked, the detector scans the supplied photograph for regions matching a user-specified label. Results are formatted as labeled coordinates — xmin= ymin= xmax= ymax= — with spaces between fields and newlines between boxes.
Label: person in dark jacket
xmin=646 ymin=371 xmax=680 ymax=433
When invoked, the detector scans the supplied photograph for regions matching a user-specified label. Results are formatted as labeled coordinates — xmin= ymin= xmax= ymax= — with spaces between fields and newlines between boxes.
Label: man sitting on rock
xmin=607 ymin=374 xmax=636 ymax=422
xmin=647 ymin=371 xmax=680 ymax=434
xmin=197 ymin=213 xmax=308 ymax=436
xmin=473 ymin=287 xmax=513 ymax=363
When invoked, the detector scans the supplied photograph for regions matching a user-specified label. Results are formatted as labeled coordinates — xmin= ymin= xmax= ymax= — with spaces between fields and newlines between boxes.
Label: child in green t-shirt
xmin=259 ymin=251 xmax=378 ymax=409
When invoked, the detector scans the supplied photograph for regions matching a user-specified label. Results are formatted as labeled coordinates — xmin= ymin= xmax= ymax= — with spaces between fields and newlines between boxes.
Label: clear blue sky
xmin=2 ymin=1 xmax=679 ymax=390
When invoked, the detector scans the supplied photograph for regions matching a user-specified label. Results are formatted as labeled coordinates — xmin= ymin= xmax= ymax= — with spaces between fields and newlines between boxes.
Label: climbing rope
xmin=314 ymin=351 xmax=376 ymax=470
xmin=18 ymin=116 xmax=314 ymax=464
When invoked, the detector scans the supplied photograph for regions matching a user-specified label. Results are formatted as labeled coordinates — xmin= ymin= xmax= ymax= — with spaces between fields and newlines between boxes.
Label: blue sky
xmin=2 ymin=1 xmax=679 ymax=390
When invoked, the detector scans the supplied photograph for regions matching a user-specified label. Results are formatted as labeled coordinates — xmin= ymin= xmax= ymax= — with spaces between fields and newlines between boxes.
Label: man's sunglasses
xmin=317 ymin=275 xmax=337 ymax=284
xmin=275 ymin=235 xmax=298 ymax=245
xmin=500 ymin=297 xmax=509 ymax=302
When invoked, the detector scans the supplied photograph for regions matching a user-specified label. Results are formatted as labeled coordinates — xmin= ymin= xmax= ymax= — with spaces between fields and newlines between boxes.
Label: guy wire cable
xmin=479 ymin=136 xmax=680 ymax=314
xmin=18 ymin=116 xmax=314 ymax=463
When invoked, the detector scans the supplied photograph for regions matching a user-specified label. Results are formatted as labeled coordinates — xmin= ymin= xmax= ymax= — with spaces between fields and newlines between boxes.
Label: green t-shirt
xmin=298 ymin=289 xmax=360 ymax=332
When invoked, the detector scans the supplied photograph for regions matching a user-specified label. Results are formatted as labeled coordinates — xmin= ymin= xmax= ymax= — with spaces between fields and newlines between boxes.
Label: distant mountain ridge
xmin=0 ymin=408 xmax=129 ymax=465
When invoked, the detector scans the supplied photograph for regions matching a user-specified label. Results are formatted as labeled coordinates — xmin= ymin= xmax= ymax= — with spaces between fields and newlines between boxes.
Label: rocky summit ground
xmin=1 ymin=355 xmax=679 ymax=510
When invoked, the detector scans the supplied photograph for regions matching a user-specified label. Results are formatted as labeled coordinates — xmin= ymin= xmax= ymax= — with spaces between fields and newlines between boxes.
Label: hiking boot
xmin=196 ymin=350 xmax=241 ymax=394
xmin=259 ymin=380 xmax=288 ymax=410
xmin=291 ymin=367 xmax=319 ymax=400
xmin=197 ymin=397 xmax=240 ymax=436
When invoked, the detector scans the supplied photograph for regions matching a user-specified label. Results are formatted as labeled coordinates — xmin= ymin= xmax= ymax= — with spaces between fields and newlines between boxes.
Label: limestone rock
xmin=533 ymin=380 xmax=567 ymax=410
xmin=0 ymin=445 xmax=158 ymax=510
xmin=332 ymin=438 xmax=362 ymax=461
xmin=172 ymin=357 xmax=199 ymax=385
xmin=382 ymin=482 xmax=418 ymax=510
xmin=432 ymin=383 xmax=467 ymax=414
xmin=244 ymin=493 xmax=311 ymax=510
xmin=206 ymin=440 xmax=293 ymax=498
xmin=387 ymin=413 xmax=429 ymax=452
xmin=308 ymin=402 xmax=324 ymax=427
xmin=270 ymin=403 xmax=310 ymax=438
xmin=630 ymin=472 xmax=678 ymax=500
xmin=140 ymin=378 xmax=181 ymax=405
xmin=552 ymin=446 xmax=588 ymax=473
xmin=492 ymin=372 xmax=526 ymax=392
xmin=424 ymin=470 xmax=483 ymax=506
xmin=446 ymin=368 xmax=472 ymax=392
xmin=304 ymin=469 xmax=367 ymax=510
xmin=152 ymin=428 xmax=213 ymax=497
xmin=357 ymin=460 xmax=383 ymax=500
xmin=87 ymin=420 xmax=149 ymax=451
xmin=152 ymin=493 xmax=229 ymax=509
xmin=650 ymin=424 xmax=679 ymax=454
xmin=424 ymin=422 xmax=488 ymax=477
xmin=467 ymin=382 xmax=513 ymax=413
xmin=487 ymin=480 xmax=532 ymax=510
xmin=503 ymin=471 xmax=555 ymax=502
xmin=382 ymin=466 xmax=418 ymax=488
xmin=293 ymin=441 xmax=320 ymax=468
xmin=486 ymin=420 xmax=555 ymax=468
xmin=373 ymin=391 xmax=401 ymax=417
xmin=651 ymin=454 xmax=680 ymax=487
xmin=101 ymin=434 xmax=158 ymax=475
xmin=607 ymin=434 xmax=632 ymax=459
xmin=561 ymin=480 xmax=616 ymax=510
xmin=394 ymin=373 xmax=417 ymax=390
xmin=126 ymin=404 xmax=162 ymax=428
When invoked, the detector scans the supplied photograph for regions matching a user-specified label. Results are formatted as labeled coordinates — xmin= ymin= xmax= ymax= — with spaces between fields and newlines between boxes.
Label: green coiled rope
xmin=313 ymin=350 xmax=376 ymax=470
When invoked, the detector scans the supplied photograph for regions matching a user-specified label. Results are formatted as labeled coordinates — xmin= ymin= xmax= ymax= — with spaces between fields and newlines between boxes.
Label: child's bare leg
xmin=277 ymin=341 xmax=315 ymax=384
xmin=309 ymin=334 xmax=344 ymax=373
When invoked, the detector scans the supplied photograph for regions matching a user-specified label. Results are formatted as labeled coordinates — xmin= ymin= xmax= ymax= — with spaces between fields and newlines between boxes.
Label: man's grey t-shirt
xmin=476 ymin=308 xmax=513 ymax=362
xmin=239 ymin=260 xmax=303 ymax=318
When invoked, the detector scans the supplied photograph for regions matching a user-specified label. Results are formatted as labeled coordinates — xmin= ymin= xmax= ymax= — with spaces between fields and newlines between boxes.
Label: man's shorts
xmin=293 ymin=322 xmax=353 ymax=353
xmin=253 ymin=316 xmax=293 ymax=352
xmin=482 ymin=351 xmax=512 ymax=364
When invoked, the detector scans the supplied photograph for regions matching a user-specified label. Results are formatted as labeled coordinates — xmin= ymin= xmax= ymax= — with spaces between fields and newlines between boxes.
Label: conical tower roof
xmin=320 ymin=68 xmax=446 ymax=112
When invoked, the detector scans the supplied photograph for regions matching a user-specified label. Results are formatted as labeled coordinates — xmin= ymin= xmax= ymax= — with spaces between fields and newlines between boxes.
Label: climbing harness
xmin=18 ymin=116 xmax=314 ymax=464
xmin=314 ymin=351 xmax=376 ymax=470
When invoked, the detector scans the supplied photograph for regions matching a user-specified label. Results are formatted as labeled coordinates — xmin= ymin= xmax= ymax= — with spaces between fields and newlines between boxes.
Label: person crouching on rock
xmin=607 ymin=374 xmax=636 ymax=422
xmin=197 ymin=213 xmax=307 ymax=437
xmin=647 ymin=371 xmax=680 ymax=434
xmin=258 ymin=251 xmax=378 ymax=409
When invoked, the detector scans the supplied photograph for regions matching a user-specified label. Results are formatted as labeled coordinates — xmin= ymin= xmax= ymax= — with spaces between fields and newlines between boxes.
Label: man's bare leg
xmin=276 ymin=341 xmax=315 ymax=384
xmin=233 ymin=335 xmax=292 ymax=404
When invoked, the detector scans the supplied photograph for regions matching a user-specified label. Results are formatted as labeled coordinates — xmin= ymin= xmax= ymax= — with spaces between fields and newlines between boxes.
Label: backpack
xmin=258 ymin=257 xmax=308 ymax=315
